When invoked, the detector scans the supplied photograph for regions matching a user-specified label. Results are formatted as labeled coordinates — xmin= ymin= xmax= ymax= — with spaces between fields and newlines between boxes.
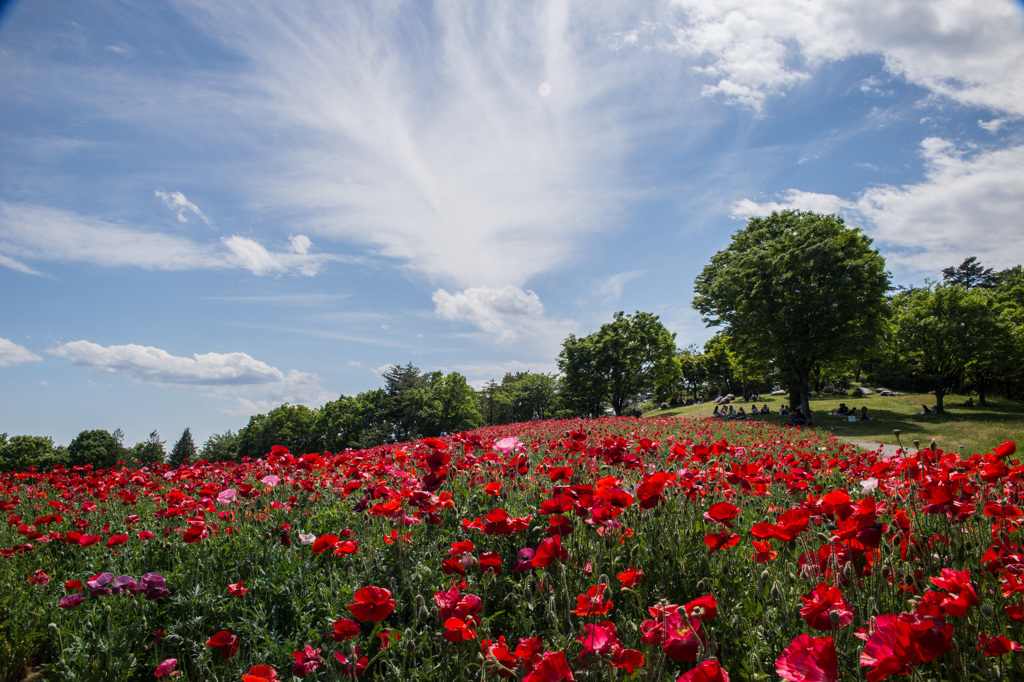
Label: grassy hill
xmin=652 ymin=389 xmax=1024 ymax=456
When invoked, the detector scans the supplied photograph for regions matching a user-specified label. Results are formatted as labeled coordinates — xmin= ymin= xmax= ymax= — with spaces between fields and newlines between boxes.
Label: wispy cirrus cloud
xmin=731 ymin=138 xmax=1024 ymax=274
xmin=48 ymin=340 xmax=331 ymax=415
xmin=171 ymin=1 xmax=673 ymax=290
xmin=0 ymin=202 xmax=336 ymax=277
xmin=155 ymin=190 xmax=211 ymax=225
xmin=0 ymin=338 xmax=42 ymax=367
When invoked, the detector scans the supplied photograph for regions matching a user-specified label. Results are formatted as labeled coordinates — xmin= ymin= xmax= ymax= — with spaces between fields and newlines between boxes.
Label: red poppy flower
xmin=776 ymin=634 xmax=837 ymax=682
xmin=349 ymin=585 xmax=395 ymax=623
xmin=479 ymin=551 xmax=503 ymax=574
xmin=106 ymin=534 xmax=129 ymax=547
xmin=242 ymin=664 xmax=278 ymax=681
xmin=799 ymin=584 xmax=854 ymax=631
xmin=228 ymin=580 xmax=248 ymax=597
xmin=291 ymin=645 xmax=323 ymax=676
xmin=25 ymin=569 xmax=49 ymax=586
xmin=676 ymin=659 xmax=729 ymax=681
xmin=330 ymin=617 xmax=360 ymax=641
xmin=533 ymin=535 xmax=567 ymax=568
xmin=333 ymin=648 xmax=368 ymax=677
xmin=703 ymin=502 xmax=741 ymax=528
xmin=684 ymin=594 xmax=717 ymax=621
xmin=610 ymin=648 xmax=645 ymax=674
xmin=154 ymin=659 xmax=177 ymax=678
xmin=206 ymin=630 xmax=239 ymax=659
xmin=522 ymin=650 xmax=574 ymax=682
xmin=751 ymin=540 xmax=778 ymax=563
xmin=311 ymin=534 xmax=338 ymax=554
xmin=443 ymin=617 xmax=478 ymax=643
xmin=617 ymin=567 xmax=642 ymax=589
xmin=978 ymin=633 xmax=1023 ymax=657
xmin=576 ymin=620 xmax=619 ymax=660
xmin=572 ymin=584 xmax=613 ymax=617
xmin=929 ymin=568 xmax=979 ymax=617
xmin=483 ymin=637 xmax=517 ymax=677
xmin=703 ymin=531 xmax=740 ymax=554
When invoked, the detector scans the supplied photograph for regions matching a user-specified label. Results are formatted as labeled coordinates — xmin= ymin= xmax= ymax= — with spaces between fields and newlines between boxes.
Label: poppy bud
xmin=981 ymin=603 xmax=994 ymax=617
xmin=829 ymin=610 xmax=841 ymax=625
xmin=524 ymin=585 xmax=532 ymax=601
xmin=414 ymin=595 xmax=425 ymax=610
xmin=418 ymin=606 xmax=430 ymax=623
xmin=430 ymin=606 xmax=439 ymax=621
xmin=770 ymin=581 xmax=782 ymax=601
xmin=760 ymin=570 xmax=770 ymax=582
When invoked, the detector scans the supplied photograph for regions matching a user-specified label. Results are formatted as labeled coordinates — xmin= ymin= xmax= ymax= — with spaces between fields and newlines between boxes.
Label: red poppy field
xmin=1 ymin=416 xmax=1021 ymax=681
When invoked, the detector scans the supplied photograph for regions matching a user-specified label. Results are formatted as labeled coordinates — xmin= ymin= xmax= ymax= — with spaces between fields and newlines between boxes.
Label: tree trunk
xmin=798 ymin=370 xmax=811 ymax=421
xmin=934 ymin=385 xmax=946 ymax=413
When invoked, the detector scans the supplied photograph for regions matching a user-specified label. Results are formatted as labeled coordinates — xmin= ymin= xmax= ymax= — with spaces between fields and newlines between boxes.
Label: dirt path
xmin=839 ymin=439 xmax=905 ymax=458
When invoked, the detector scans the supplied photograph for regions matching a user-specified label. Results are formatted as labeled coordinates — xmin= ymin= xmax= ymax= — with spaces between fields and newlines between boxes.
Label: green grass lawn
xmin=651 ymin=389 xmax=1024 ymax=456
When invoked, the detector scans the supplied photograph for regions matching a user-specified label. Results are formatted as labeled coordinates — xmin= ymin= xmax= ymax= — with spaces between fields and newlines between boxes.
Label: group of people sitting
xmin=712 ymin=403 xmax=770 ymax=420
xmin=835 ymin=403 xmax=870 ymax=420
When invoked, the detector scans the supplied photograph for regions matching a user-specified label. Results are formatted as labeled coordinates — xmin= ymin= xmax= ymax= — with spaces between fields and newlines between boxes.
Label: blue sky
xmin=2 ymin=0 xmax=1024 ymax=449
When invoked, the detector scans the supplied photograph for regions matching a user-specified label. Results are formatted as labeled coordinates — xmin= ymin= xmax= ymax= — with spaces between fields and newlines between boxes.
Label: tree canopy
xmin=693 ymin=210 xmax=890 ymax=419
xmin=559 ymin=311 xmax=681 ymax=416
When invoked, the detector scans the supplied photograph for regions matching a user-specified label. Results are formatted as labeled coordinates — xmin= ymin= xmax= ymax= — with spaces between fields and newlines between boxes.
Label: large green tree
xmin=559 ymin=311 xmax=681 ymax=416
xmin=693 ymin=210 xmax=890 ymax=420
xmin=68 ymin=429 xmax=121 ymax=470
xmin=888 ymin=284 xmax=1002 ymax=412
xmin=0 ymin=435 xmax=60 ymax=472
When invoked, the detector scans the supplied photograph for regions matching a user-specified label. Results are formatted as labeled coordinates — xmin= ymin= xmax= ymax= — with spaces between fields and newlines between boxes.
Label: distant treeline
xmin=4 ymin=252 xmax=1023 ymax=472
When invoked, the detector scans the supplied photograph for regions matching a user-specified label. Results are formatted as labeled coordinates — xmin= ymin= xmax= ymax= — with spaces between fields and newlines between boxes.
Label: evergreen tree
xmin=169 ymin=428 xmax=198 ymax=468
xmin=131 ymin=430 xmax=166 ymax=466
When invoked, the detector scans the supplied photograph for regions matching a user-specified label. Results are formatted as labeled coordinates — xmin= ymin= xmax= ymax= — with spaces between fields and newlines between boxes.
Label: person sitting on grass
xmin=789 ymin=410 xmax=806 ymax=426
xmin=736 ymin=407 xmax=747 ymax=420
xmin=860 ymin=406 xmax=870 ymax=421
xmin=837 ymin=403 xmax=849 ymax=415
xmin=761 ymin=404 xmax=770 ymax=415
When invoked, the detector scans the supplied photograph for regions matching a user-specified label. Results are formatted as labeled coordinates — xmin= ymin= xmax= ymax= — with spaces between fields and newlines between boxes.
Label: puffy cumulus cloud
xmin=154 ymin=190 xmax=211 ymax=225
xmin=730 ymin=190 xmax=852 ymax=221
xmin=433 ymin=286 xmax=545 ymax=340
xmin=856 ymin=138 xmax=1024 ymax=272
xmin=0 ymin=202 xmax=333 ymax=277
xmin=48 ymin=340 xmax=332 ymax=416
xmin=658 ymin=0 xmax=1024 ymax=114
xmin=731 ymin=138 xmax=1024 ymax=275
xmin=48 ymin=340 xmax=285 ymax=385
xmin=0 ymin=338 xmax=42 ymax=367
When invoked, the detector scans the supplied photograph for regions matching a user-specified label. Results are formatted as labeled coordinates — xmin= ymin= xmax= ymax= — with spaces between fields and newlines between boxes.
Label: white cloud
xmin=433 ymin=286 xmax=546 ymax=341
xmin=47 ymin=340 xmax=331 ymax=416
xmin=978 ymin=118 xmax=1009 ymax=134
xmin=154 ymin=190 xmax=211 ymax=225
xmin=731 ymin=138 xmax=1024 ymax=275
xmin=657 ymin=0 xmax=1024 ymax=114
xmin=0 ymin=202 xmax=334 ymax=277
xmin=49 ymin=340 xmax=285 ymax=385
xmin=596 ymin=270 xmax=646 ymax=304
xmin=730 ymin=190 xmax=852 ymax=221
xmin=0 ymin=338 xmax=42 ymax=367
xmin=172 ymin=1 xmax=653 ymax=289
xmin=453 ymin=360 xmax=561 ymax=389
xmin=856 ymin=138 xmax=1024 ymax=272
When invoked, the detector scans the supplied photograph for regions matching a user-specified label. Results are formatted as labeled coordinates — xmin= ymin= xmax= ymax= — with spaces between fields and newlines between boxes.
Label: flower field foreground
xmin=1 ymin=417 xmax=1022 ymax=681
